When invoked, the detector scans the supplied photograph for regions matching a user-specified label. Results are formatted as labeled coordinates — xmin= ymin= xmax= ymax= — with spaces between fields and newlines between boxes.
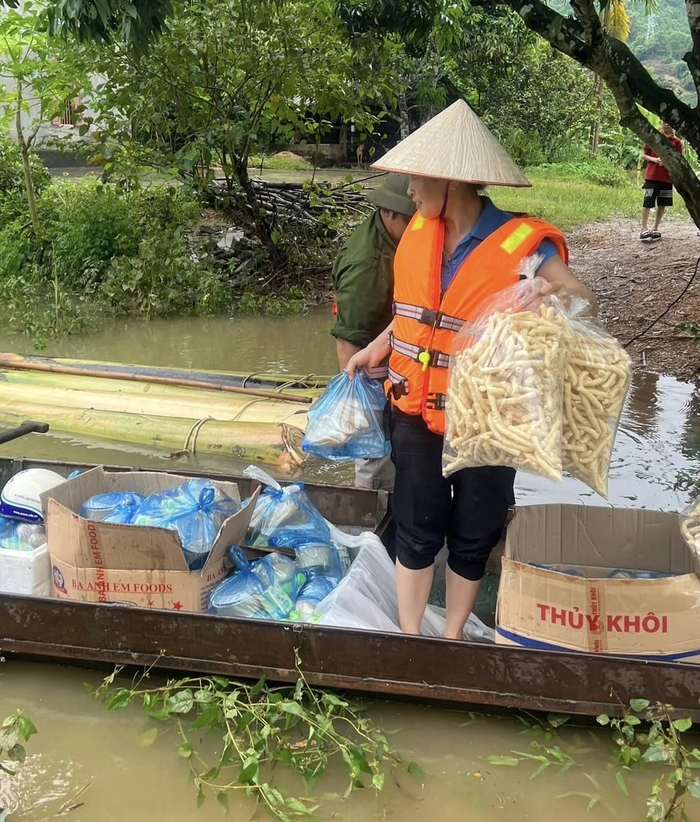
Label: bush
xmin=101 ymin=230 xmax=229 ymax=318
xmin=0 ymin=179 xmax=233 ymax=339
xmin=45 ymin=181 xmax=143 ymax=291
xmin=498 ymin=128 xmax=546 ymax=168
xmin=0 ymin=135 xmax=51 ymax=224
xmin=34 ymin=181 xmax=206 ymax=293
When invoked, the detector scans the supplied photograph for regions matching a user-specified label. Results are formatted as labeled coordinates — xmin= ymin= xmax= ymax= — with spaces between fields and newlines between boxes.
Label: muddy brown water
xmin=0 ymin=309 xmax=699 ymax=820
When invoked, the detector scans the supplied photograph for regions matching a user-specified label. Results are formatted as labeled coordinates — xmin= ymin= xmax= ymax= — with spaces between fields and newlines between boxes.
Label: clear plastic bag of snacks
xmin=680 ymin=496 xmax=700 ymax=561
xmin=558 ymin=296 xmax=632 ymax=498
xmin=443 ymin=256 xmax=566 ymax=481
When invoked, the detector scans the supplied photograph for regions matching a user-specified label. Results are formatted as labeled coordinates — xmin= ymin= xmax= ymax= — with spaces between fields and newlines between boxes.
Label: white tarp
xmin=315 ymin=533 xmax=494 ymax=642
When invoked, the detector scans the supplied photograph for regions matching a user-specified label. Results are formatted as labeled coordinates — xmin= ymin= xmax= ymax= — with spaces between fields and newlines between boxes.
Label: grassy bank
xmin=491 ymin=167 xmax=691 ymax=230
xmin=248 ymin=153 xmax=313 ymax=171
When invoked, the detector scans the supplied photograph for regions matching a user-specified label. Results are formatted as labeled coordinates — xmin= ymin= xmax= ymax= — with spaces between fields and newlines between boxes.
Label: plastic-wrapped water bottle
xmin=290 ymin=575 xmax=337 ymax=622
xmin=80 ymin=492 xmax=144 ymax=524
xmin=209 ymin=548 xmax=305 ymax=620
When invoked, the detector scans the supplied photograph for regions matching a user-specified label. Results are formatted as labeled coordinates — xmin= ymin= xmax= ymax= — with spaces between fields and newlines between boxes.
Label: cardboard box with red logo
xmin=41 ymin=467 xmax=257 ymax=612
xmin=496 ymin=504 xmax=700 ymax=663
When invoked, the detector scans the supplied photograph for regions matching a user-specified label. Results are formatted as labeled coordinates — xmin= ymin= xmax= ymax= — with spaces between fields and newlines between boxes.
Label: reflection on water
xmin=517 ymin=370 xmax=700 ymax=511
xmin=0 ymin=309 xmax=698 ymax=507
xmin=0 ymin=662 xmax=664 ymax=822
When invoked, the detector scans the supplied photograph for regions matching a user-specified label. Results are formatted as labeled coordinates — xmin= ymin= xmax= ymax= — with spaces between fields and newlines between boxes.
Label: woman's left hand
xmin=539 ymin=280 xmax=563 ymax=296
xmin=537 ymin=256 xmax=598 ymax=315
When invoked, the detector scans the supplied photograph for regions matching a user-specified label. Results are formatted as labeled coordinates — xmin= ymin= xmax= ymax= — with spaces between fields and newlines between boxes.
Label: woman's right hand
xmin=345 ymin=336 xmax=391 ymax=379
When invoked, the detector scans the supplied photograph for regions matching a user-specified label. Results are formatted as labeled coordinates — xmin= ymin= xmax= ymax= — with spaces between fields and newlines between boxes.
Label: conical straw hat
xmin=371 ymin=100 xmax=531 ymax=188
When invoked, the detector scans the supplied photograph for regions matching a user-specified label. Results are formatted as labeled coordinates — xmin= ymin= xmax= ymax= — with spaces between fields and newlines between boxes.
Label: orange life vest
xmin=387 ymin=213 xmax=569 ymax=435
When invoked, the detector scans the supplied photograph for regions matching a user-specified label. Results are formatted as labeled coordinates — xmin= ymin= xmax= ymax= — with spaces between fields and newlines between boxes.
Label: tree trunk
xmin=590 ymin=75 xmax=604 ymax=157
xmin=232 ymin=156 xmax=287 ymax=269
xmin=15 ymin=81 xmax=39 ymax=234
xmin=398 ymin=92 xmax=410 ymax=140
xmin=339 ymin=123 xmax=348 ymax=164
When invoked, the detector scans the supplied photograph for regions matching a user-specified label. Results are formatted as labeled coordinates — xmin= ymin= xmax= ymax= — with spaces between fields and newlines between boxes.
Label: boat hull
xmin=0 ymin=457 xmax=698 ymax=719
xmin=3 ymin=593 xmax=700 ymax=719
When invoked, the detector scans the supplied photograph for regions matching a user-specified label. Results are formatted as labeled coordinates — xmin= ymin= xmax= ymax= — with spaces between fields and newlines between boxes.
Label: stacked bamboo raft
xmin=0 ymin=354 xmax=328 ymax=472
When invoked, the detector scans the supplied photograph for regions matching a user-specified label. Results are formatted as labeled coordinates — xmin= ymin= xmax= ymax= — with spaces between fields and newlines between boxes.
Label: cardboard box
xmin=42 ymin=467 xmax=257 ymax=612
xmin=496 ymin=504 xmax=700 ymax=663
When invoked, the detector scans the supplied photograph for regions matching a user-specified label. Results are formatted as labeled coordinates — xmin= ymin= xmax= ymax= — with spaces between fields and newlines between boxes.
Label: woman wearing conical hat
xmin=346 ymin=100 xmax=597 ymax=640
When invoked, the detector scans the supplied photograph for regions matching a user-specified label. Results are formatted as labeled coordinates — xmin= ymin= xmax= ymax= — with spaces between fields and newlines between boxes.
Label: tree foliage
xmin=82 ymin=0 xmax=399 ymax=252
xmin=445 ymin=8 xmax=602 ymax=164
xmin=0 ymin=1 xmax=91 ymax=230
xmin=45 ymin=0 xmax=171 ymax=51
xmin=628 ymin=0 xmax=694 ymax=98
xmin=333 ymin=0 xmax=700 ymax=225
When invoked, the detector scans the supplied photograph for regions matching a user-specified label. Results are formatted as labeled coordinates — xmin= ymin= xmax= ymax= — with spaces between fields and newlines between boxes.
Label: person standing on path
xmin=640 ymin=122 xmax=682 ymax=243
xmin=330 ymin=173 xmax=415 ymax=491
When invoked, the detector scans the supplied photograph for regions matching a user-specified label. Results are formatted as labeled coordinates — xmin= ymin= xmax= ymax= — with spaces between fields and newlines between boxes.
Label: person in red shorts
xmin=640 ymin=121 xmax=682 ymax=242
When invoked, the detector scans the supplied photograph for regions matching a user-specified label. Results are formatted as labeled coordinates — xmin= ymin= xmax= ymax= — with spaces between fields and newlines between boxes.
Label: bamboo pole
xmin=0 ymin=354 xmax=314 ymax=404
xmin=0 ymin=368 xmax=320 ymax=405
xmin=0 ymin=381 xmax=310 ymax=428
xmin=0 ymin=400 xmax=306 ymax=473
xmin=0 ymin=354 xmax=330 ymax=390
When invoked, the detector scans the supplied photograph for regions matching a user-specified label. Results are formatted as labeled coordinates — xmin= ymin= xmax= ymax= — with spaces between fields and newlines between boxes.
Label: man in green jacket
xmin=330 ymin=173 xmax=415 ymax=490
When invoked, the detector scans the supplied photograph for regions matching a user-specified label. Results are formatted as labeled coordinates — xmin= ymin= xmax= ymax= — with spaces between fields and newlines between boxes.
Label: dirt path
xmin=568 ymin=218 xmax=700 ymax=378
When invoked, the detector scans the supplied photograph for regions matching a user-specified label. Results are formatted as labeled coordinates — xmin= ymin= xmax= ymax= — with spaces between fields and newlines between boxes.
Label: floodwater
xmin=0 ymin=662 xmax=682 ymax=822
xmin=0 ymin=308 xmax=698 ymax=511
xmin=1 ymin=309 xmax=699 ymax=820
xmin=49 ymin=166 xmax=383 ymax=188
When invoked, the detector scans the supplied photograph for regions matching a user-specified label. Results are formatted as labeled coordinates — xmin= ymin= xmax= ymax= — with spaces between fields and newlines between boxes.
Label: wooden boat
xmin=0 ymin=355 xmax=328 ymax=472
xmin=1 ymin=454 xmax=700 ymax=720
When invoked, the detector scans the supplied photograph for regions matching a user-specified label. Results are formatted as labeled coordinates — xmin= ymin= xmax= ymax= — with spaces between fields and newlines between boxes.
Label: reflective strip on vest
xmin=389 ymin=333 xmax=450 ymax=369
xmin=392 ymin=301 xmax=465 ymax=333
xmin=366 ymin=365 xmax=389 ymax=380
xmin=387 ymin=365 xmax=409 ymax=395
xmin=500 ymin=222 xmax=534 ymax=254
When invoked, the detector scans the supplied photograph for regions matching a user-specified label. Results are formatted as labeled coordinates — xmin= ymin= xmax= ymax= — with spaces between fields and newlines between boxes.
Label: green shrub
xmin=37 ymin=182 xmax=204 ymax=293
xmin=236 ymin=288 xmax=305 ymax=315
xmin=0 ymin=135 xmax=51 ymax=224
xmin=0 ymin=179 xmax=232 ymax=340
xmin=45 ymin=181 xmax=143 ymax=290
xmin=501 ymin=128 xmax=546 ymax=167
xmin=101 ymin=230 xmax=230 ymax=318
xmin=130 ymin=185 xmax=201 ymax=230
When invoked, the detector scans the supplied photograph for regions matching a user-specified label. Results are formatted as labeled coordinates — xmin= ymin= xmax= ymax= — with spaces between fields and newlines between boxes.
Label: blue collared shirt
xmin=441 ymin=198 xmax=558 ymax=294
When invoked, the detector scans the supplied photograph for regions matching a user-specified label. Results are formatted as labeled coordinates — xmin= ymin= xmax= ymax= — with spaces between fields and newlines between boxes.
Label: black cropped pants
xmin=390 ymin=408 xmax=515 ymax=581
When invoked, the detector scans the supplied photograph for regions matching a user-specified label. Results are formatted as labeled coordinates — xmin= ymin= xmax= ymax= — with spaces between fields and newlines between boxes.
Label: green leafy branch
xmin=598 ymin=699 xmax=700 ymax=822
xmin=0 ymin=711 xmax=37 ymax=774
xmin=92 ymin=660 xmax=411 ymax=821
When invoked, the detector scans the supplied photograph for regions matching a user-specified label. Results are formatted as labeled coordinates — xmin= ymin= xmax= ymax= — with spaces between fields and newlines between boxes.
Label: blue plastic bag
xmin=133 ymin=479 xmax=240 ymax=569
xmin=301 ymin=371 xmax=390 ymax=461
xmin=246 ymin=483 xmax=330 ymax=547
xmin=607 ymin=569 xmax=673 ymax=580
xmin=208 ymin=547 xmax=305 ymax=619
xmin=269 ymin=529 xmax=343 ymax=583
xmin=0 ymin=516 xmax=45 ymax=551
xmin=80 ymin=492 xmax=144 ymax=524
xmin=291 ymin=575 xmax=337 ymax=622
